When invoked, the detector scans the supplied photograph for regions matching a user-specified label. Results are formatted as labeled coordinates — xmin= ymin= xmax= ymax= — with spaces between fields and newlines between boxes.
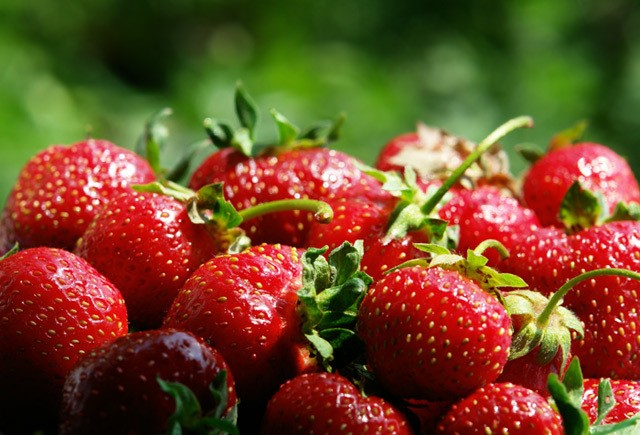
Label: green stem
xmin=238 ymin=198 xmax=333 ymax=224
xmin=421 ymin=116 xmax=534 ymax=214
xmin=473 ymin=239 xmax=511 ymax=260
xmin=537 ymin=268 xmax=640 ymax=328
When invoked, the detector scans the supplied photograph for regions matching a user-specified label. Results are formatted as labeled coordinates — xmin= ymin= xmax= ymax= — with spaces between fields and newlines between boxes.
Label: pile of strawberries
xmin=2 ymin=85 xmax=640 ymax=434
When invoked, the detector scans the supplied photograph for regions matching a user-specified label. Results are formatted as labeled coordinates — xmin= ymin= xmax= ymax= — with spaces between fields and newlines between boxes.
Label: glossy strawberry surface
xmin=59 ymin=329 xmax=236 ymax=434
xmin=0 ymin=139 xmax=155 ymax=251
xmin=358 ymin=265 xmax=512 ymax=401
xmin=261 ymin=372 xmax=412 ymax=434
xmin=75 ymin=191 xmax=221 ymax=328
xmin=163 ymin=244 xmax=312 ymax=404
xmin=0 ymin=247 xmax=128 ymax=433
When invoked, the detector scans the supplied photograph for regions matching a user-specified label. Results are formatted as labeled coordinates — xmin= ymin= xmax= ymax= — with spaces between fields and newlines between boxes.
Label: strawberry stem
xmin=421 ymin=115 xmax=534 ymax=214
xmin=473 ymin=239 xmax=511 ymax=260
xmin=238 ymin=198 xmax=334 ymax=224
xmin=537 ymin=268 xmax=640 ymax=328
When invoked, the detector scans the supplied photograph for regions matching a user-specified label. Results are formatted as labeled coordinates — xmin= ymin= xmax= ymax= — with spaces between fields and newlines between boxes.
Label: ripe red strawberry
xmin=522 ymin=142 xmax=640 ymax=227
xmin=0 ymin=247 xmax=128 ymax=433
xmin=438 ymin=185 xmax=540 ymax=266
xmin=163 ymin=242 xmax=371 ymax=405
xmin=75 ymin=190 xmax=222 ymax=329
xmin=582 ymin=378 xmax=640 ymax=424
xmin=500 ymin=220 xmax=640 ymax=379
xmin=59 ymin=329 xmax=237 ymax=435
xmin=0 ymin=139 xmax=155 ymax=251
xmin=188 ymin=86 xmax=389 ymax=247
xmin=260 ymin=372 xmax=412 ymax=434
xmin=435 ymin=382 xmax=564 ymax=434
xmin=357 ymin=245 xmax=521 ymax=402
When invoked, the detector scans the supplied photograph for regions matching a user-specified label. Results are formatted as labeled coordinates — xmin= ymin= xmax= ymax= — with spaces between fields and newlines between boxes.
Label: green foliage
xmin=1 ymin=0 xmax=640 ymax=208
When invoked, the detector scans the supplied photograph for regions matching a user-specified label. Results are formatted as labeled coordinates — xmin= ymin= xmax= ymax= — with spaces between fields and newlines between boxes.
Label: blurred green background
xmin=2 ymin=0 xmax=640 ymax=207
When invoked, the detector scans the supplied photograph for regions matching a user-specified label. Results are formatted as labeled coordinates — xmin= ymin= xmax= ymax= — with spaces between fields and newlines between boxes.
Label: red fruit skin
xmin=499 ymin=221 xmax=640 ymax=380
xmin=357 ymin=266 xmax=512 ymax=402
xmin=405 ymin=399 xmax=453 ymax=435
xmin=582 ymin=378 xmax=640 ymax=424
xmin=522 ymin=142 xmax=640 ymax=228
xmin=304 ymin=197 xmax=428 ymax=281
xmin=163 ymin=244 xmax=314 ymax=404
xmin=0 ymin=139 xmax=155 ymax=251
xmin=495 ymin=349 xmax=568 ymax=397
xmin=59 ymin=329 xmax=236 ymax=435
xmin=438 ymin=185 xmax=540 ymax=265
xmin=435 ymin=383 xmax=564 ymax=434
xmin=0 ymin=247 xmax=128 ymax=433
xmin=75 ymin=191 xmax=221 ymax=329
xmin=260 ymin=372 xmax=412 ymax=435
xmin=189 ymin=147 xmax=390 ymax=246
xmin=375 ymin=132 xmax=422 ymax=173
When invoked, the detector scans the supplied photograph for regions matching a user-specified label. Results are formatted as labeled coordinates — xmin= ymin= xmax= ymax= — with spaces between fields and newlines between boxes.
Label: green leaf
xmin=297 ymin=241 xmax=371 ymax=370
xmin=270 ymin=108 xmax=300 ymax=145
xmin=548 ymin=358 xmax=590 ymax=435
xmin=158 ymin=377 xmax=204 ymax=432
xmin=1 ymin=243 xmax=19 ymax=260
xmin=231 ymin=127 xmax=254 ymax=157
xmin=590 ymin=413 xmax=640 ymax=434
xmin=606 ymin=201 xmax=640 ymax=223
xmin=166 ymin=139 xmax=211 ymax=183
xmin=188 ymin=183 xmax=243 ymax=230
xmin=559 ymin=181 xmax=607 ymax=234
xmin=204 ymin=118 xmax=235 ymax=150
xmin=594 ymin=379 xmax=615 ymax=426
xmin=549 ymin=120 xmax=588 ymax=151
xmin=234 ymin=82 xmax=259 ymax=139
xmin=515 ymin=143 xmax=545 ymax=164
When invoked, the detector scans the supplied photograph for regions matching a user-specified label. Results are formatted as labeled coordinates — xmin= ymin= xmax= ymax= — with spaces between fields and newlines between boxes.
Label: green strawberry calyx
xmin=158 ymin=371 xmax=239 ymax=435
xmin=548 ymin=358 xmax=640 ymax=434
xmin=559 ymin=180 xmax=640 ymax=234
xmin=507 ymin=267 xmax=640 ymax=375
xmin=388 ymin=239 xmax=527 ymax=304
xmin=360 ymin=115 xmax=534 ymax=248
xmin=297 ymin=240 xmax=373 ymax=372
xmin=204 ymin=81 xmax=344 ymax=157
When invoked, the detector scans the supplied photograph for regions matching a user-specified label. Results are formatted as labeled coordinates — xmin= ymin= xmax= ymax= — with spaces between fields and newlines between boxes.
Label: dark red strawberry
xmin=0 ymin=247 xmax=128 ymax=433
xmin=260 ymin=372 xmax=412 ymax=434
xmin=357 ymin=244 xmax=523 ymax=402
xmin=59 ymin=329 xmax=237 ymax=435
xmin=435 ymin=383 xmax=563 ymax=434
xmin=582 ymin=378 xmax=640 ymax=424
xmin=0 ymin=139 xmax=155 ymax=251
xmin=163 ymin=242 xmax=371 ymax=405
xmin=522 ymin=142 xmax=640 ymax=228
xmin=438 ymin=185 xmax=540 ymax=266
xmin=188 ymin=85 xmax=389 ymax=247
xmin=75 ymin=190 xmax=222 ymax=329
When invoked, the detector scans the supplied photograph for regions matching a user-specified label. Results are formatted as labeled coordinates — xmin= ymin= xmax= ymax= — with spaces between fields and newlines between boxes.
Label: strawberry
xmin=375 ymin=122 xmax=514 ymax=192
xmin=59 ymin=329 xmax=237 ymax=435
xmin=435 ymin=382 xmax=564 ymax=434
xmin=163 ymin=241 xmax=371 ymax=406
xmin=357 ymin=244 xmax=524 ymax=402
xmin=499 ymin=218 xmax=640 ymax=379
xmin=188 ymin=84 xmax=389 ymax=247
xmin=260 ymin=372 xmax=412 ymax=434
xmin=582 ymin=378 xmax=640 ymax=424
xmin=304 ymin=116 xmax=534 ymax=280
xmin=0 ymin=139 xmax=155 ymax=251
xmin=0 ymin=247 xmax=128 ymax=433
xmin=437 ymin=185 xmax=540 ymax=266
xmin=75 ymin=189 xmax=222 ymax=329
xmin=522 ymin=141 xmax=640 ymax=228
